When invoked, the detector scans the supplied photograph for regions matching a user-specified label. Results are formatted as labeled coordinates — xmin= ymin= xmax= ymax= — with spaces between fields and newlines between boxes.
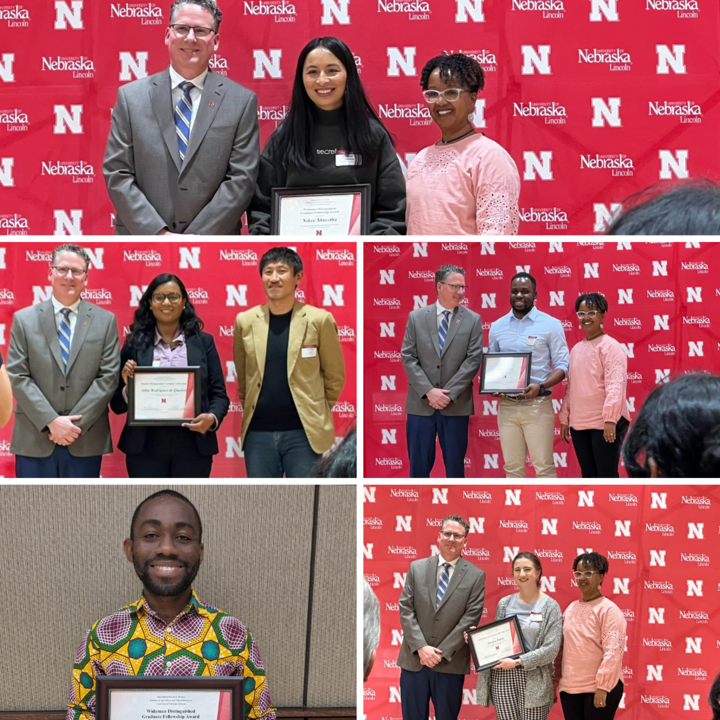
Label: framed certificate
xmin=127 ymin=367 xmax=201 ymax=427
xmin=479 ymin=353 xmax=532 ymax=394
xmin=466 ymin=616 xmax=527 ymax=672
xmin=270 ymin=184 xmax=371 ymax=235
xmin=97 ymin=677 xmax=247 ymax=720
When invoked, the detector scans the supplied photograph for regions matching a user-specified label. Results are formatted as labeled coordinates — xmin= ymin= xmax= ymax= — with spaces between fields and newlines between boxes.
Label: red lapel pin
xmin=209 ymin=102 xmax=216 ymax=108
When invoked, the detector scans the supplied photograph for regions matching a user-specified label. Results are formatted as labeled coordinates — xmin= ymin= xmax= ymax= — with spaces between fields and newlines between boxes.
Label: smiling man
xmin=6 ymin=244 xmax=120 ymax=478
xmin=233 ymin=247 xmax=346 ymax=478
xmin=401 ymin=264 xmax=483 ymax=478
xmin=66 ymin=490 xmax=276 ymax=720
xmin=103 ymin=0 xmax=259 ymax=235
xmin=397 ymin=515 xmax=485 ymax=720
xmin=488 ymin=272 xmax=570 ymax=478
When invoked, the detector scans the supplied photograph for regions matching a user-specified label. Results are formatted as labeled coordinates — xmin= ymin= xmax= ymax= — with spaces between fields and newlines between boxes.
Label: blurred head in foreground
xmin=622 ymin=373 xmax=720 ymax=477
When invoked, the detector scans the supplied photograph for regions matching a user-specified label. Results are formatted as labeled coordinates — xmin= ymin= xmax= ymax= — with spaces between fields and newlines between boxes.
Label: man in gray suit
xmin=401 ymin=264 xmax=483 ymax=478
xmin=7 ymin=244 xmax=120 ymax=478
xmin=398 ymin=515 xmax=485 ymax=720
xmin=103 ymin=0 xmax=259 ymax=235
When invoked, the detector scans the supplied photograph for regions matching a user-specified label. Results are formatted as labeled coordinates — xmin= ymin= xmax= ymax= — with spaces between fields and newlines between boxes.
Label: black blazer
xmin=111 ymin=331 xmax=230 ymax=457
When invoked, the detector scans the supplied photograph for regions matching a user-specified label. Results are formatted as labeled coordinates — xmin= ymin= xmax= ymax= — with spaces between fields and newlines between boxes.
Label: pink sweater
xmin=558 ymin=597 xmax=627 ymax=694
xmin=406 ymin=133 xmax=520 ymax=235
xmin=558 ymin=334 xmax=630 ymax=430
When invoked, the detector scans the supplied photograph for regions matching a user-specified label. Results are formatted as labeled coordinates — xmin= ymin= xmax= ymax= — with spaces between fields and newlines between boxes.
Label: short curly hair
xmin=420 ymin=53 xmax=485 ymax=93
xmin=575 ymin=292 xmax=608 ymax=313
xmin=573 ymin=552 xmax=609 ymax=576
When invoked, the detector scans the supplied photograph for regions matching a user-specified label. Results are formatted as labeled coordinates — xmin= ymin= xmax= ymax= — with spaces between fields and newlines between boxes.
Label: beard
xmin=133 ymin=552 xmax=201 ymax=597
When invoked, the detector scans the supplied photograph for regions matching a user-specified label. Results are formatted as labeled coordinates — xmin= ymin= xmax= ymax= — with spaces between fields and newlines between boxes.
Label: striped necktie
xmin=437 ymin=562 xmax=451 ymax=608
xmin=175 ymin=80 xmax=194 ymax=166
xmin=438 ymin=310 xmax=451 ymax=355
xmin=58 ymin=307 xmax=72 ymax=373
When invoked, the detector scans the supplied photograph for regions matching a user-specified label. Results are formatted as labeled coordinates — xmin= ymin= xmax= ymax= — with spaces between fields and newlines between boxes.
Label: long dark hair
xmin=126 ymin=273 xmax=204 ymax=351
xmin=270 ymin=36 xmax=389 ymax=170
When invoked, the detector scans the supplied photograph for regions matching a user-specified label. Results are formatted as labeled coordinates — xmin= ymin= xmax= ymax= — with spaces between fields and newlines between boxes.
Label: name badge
xmin=302 ymin=346 xmax=318 ymax=358
xmin=527 ymin=336 xmax=537 ymax=346
xmin=152 ymin=359 xmax=162 ymax=367
xmin=336 ymin=151 xmax=360 ymax=167
xmin=530 ymin=612 xmax=543 ymax=623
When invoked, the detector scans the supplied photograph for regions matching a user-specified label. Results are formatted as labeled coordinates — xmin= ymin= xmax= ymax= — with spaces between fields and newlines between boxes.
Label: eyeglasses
xmin=440 ymin=531 xmax=466 ymax=541
xmin=440 ymin=282 xmax=468 ymax=292
xmin=576 ymin=311 xmax=600 ymax=318
xmin=573 ymin=571 xmax=601 ymax=579
xmin=152 ymin=293 xmax=183 ymax=304
xmin=169 ymin=23 xmax=215 ymax=38
xmin=422 ymin=88 xmax=470 ymax=104
xmin=52 ymin=266 xmax=86 ymax=278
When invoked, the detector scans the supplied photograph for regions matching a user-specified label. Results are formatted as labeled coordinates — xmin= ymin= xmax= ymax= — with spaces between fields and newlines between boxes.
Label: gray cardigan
xmin=475 ymin=594 xmax=562 ymax=709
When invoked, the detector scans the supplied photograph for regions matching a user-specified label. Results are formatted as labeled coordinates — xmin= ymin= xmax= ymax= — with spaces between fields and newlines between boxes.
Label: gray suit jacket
xmin=401 ymin=304 xmax=483 ymax=416
xmin=6 ymin=300 xmax=121 ymax=457
xmin=103 ymin=68 xmax=260 ymax=235
xmin=398 ymin=555 xmax=485 ymax=674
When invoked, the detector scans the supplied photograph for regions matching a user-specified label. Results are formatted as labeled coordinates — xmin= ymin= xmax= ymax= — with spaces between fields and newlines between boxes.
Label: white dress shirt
xmin=436 ymin=300 xmax=457 ymax=332
xmin=436 ymin=553 xmax=461 ymax=586
xmin=169 ymin=65 xmax=209 ymax=135
xmin=52 ymin=295 xmax=81 ymax=338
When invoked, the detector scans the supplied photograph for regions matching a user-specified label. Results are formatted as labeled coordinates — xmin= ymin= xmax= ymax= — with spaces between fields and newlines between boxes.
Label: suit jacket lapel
xmin=150 ymin=69 xmax=181 ymax=173
xmin=425 ymin=305 xmax=441 ymax=357
xmin=425 ymin=556 xmax=440 ymax=610
xmin=442 ymin=306 xmax=464 ymax=353
xmin=251 ymin=306 xmax=270 ymax=382
xmin=66 ymin=301 xmax=92 ymax=374
xmin=288 ymin=301 xmax=307 ymax=378
xmin=138 ymin=343 xmax=154 ymax=367
xmin=38 ymin=300 xmax=64 ymax=373
xmin=181 ymin=71 xmax=226 ymax=174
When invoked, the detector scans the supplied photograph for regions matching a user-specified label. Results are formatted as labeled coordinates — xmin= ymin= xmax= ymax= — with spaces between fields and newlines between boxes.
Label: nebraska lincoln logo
xmin=1 ymin=4 xmax=30 ymax=26
xmin=443 ymin=48 xmax=496 ymax=72
xmin=42 ymin=55 xmax=94 ymax=78
xmin=581 ymin=153 xmax=634 ymax=176
xmin=378 ymin=103 xmax=431 ymax=126
xmin=512 ymin=0 xmax=564 ymax=18
xmin=109 ymin=2 xmax=163 ymax=24
xmin=378 ymin=0 xmax=431 ymax=20
xmin=646 ymin=0 xmax=699 ymax=18
xmin=649 ymin=100 xmax=701 ymax=123
xmin=243 ymin=1 xmax=297 ymax=22
xmin=1 ymin=108 xmax=28 ymax=131
xmin=514 ymin=101 xmax=566 ymax=124
xmin=578 ymin=47 xmax=631 ymax=71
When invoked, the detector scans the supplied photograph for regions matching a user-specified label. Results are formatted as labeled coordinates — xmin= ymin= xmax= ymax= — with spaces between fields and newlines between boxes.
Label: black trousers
xmin=400 ymin=666 xmax=465 ymax=720
xmin=125 ymin=426 xmax=213 ymax=478
xmin=571 ymin=416 xmax=629 ymax=478
xmin=560 ymin=681 xmax=623 ymax=720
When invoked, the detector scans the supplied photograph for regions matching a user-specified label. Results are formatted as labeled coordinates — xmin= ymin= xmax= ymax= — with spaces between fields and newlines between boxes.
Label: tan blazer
xmin=233 ymin=301 xmax=345 ymax=454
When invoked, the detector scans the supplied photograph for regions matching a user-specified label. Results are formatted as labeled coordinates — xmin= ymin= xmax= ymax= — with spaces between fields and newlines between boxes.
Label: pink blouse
xmin=406 ymin=133 xmax=520 ymax=235
xmin=558 ymin=334 xmax=630 ymax=430
xmin=558 ymin=597 xmax=627 ymax=694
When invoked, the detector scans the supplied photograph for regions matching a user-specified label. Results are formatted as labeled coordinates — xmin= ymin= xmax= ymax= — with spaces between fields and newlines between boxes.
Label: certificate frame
xmin=466 ymin=615 xmax=528 ymax=672
xmin=127 ymin=366 xmax=202 ymax=427
xmin=270 ymin=183 xmax=371 ymax=235
xmin=479 ymin=352 xmax=532 ymax=395
xmin=97 ymin=676 xmax=247 ymax=720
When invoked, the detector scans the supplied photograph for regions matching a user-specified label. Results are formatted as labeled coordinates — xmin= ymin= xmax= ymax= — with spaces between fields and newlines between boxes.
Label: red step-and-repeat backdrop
xmin=364 ymin=239 xmax=720 ymax=478
xmin=2 ymin=1 xmax=720 ymax=234
xmin=363 ymin=484 xmax=720 ymax=719
xmin=0 ymin=240 xmax=356 ymax=477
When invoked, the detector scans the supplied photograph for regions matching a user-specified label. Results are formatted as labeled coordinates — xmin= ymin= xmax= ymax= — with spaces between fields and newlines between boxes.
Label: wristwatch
xmin=515 ymin=658 xmax=522 ymax=667
xmin=539 ymin=383 xmax=546 ymax=396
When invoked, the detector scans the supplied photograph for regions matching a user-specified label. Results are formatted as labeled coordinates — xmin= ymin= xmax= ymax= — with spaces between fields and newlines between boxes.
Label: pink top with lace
xmin=558 ymin=334 xmax=630 ymax=430
xmin=558 ymin=597 xmax=627 ymax=694
xmin=405 ymin=133 xmax=520 ymax=235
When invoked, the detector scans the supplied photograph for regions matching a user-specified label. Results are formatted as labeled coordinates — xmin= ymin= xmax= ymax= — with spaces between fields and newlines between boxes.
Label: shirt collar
xmin=508 ymin=305 xmax=539 ymax=323
xmin=438 ymin=554 xmax=461 ymax=569
xmin=51 ymin=295 xmax=81 ymax=315
xmin=132 ymin=589 xmax=208 ymax=622
xmin=169 ymin=65 xmax=209 ymax=91
xmin=436 ymin=301 xmax=456 ymax=316
xmin=154 ymin=327 xmax=185 ymax=347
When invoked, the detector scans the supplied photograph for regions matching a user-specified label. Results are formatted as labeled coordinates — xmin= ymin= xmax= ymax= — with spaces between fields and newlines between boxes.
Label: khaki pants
xmin=497 ymin=396 xmax=557 ymax=478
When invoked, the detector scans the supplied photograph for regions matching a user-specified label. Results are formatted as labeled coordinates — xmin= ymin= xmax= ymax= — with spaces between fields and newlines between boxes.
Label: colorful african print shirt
xmin=66 ymin=590 xmax=276 ymax=720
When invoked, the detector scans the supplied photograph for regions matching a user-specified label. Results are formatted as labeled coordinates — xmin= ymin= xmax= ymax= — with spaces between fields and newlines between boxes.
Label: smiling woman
xmin=248 ymin=36 xmax=406 ymax=235
xmin=406 ymin=53 xmax=520 ymax=235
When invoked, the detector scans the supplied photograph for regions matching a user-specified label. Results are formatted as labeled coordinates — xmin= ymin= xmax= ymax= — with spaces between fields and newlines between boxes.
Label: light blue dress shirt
xmin=488 ymin=306 xmax=569 ymax=386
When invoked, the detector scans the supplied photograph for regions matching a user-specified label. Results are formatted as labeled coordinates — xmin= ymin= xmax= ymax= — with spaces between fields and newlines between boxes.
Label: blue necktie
xmin=437 ymin=562 xmax=451 ymax=608
xmin=58 ymin=308 xmax=72 ymax=373
xmin=438 ymin=310 xmax=451 ymax=355
xmin=175 ymin=80 xmax=194 ymax=165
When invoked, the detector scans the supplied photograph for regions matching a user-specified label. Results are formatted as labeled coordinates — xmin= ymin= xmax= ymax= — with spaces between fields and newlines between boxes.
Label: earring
xmin=579 ymin=324 xmax=582 ymax=330
xmin=467 ymin=112 xmax=475 ymax=122
xmin=600 ymin=323 xmax=603 ymax=328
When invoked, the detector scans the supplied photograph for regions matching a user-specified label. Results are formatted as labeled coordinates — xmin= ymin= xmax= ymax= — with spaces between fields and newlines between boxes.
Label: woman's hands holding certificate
xmin=493 ymin=657 xmax=518 ymax=670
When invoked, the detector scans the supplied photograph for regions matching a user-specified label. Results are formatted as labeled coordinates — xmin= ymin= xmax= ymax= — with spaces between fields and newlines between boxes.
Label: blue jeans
xmin=244 ymin=429 xmax=321 ymax=478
